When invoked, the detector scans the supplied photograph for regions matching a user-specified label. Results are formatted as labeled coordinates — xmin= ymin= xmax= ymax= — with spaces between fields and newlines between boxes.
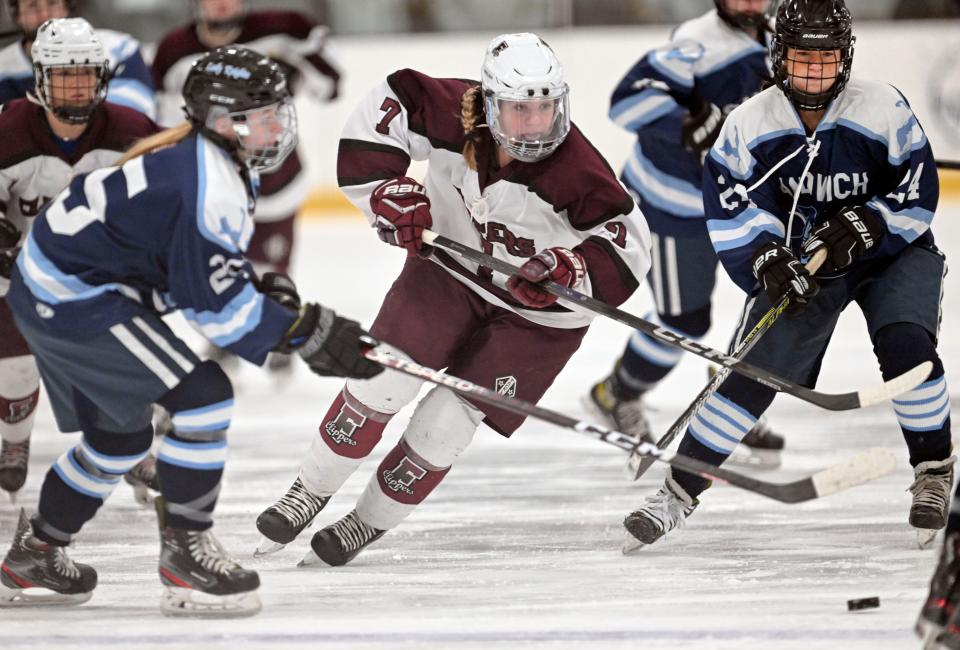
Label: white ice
xmin=2 ymin=202 xmax=959 ymax=650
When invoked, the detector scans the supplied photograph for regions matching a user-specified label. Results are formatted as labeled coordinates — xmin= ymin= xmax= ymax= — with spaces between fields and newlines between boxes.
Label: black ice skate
xmin=299 ymin=510 xmax=385 ymax=568
xmin=728 ymin=416 xmax=785 ymax=469
xmin=583 ymin=372 xmax=653 ymax=445
xmin=0 ymin=438 xmax=29 ymax=500
xmin=124 ymin=452 xmax=160 ymax=507
xmin=0 ymin=509 xmax=97 ymax=607
xmin=623 ymin=475 xmax=698 ymax=554
xmin=156 ymin=498 xmax=261 ymax=617
xmin=917 ymin=533 xmax=960 ymax=647
xmin=255 ymin=477 xmax=330 ymax=556
xmin=910 ymin=456 xmax=956 ymax=549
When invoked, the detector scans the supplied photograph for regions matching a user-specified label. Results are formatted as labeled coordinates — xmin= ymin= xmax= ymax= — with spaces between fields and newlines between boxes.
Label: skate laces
xmin=635 ymin=479 xmax=696 ymax=533
xmin=909 ymin=457 xmax=956 ymax=511
xmin=186 ymin=530 xmax=241 ymax=575
xmin=0 ymin=440 xmax=29 ymax=468
xmin=50 ymin=546 xmax=82 ymax=580
xmin=270 ymin=479 xmax=326 ymax=527
xmin=329 ymin=511 xmax=380 ymax=552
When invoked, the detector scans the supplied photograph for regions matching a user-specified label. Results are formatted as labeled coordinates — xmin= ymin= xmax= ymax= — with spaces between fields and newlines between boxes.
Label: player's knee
xmin=77 ymin=425 xmax=154 ymax=478
xmin=402 ymin=387 xmax=484 ymax=468
xmin=717 ymin=372 xmax=777 ymax=418
xmin=156 ymin=361 xmax=234 ymax=435
xmin=874 ymin=322 xmax=944 ymax=381
xmin=344 ymin=344 xmax=425 ymax=414
xmin=659 ymin=304 xmax=711 ymax=339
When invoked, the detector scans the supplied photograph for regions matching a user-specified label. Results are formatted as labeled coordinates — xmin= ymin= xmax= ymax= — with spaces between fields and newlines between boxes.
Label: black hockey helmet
xmin=182 ymin=46 xmax=298 ymax=172
xmin=714 ymin=0 xmax=772 ymax=31
xmin=772 ymin=0 xmax=855 ymax=111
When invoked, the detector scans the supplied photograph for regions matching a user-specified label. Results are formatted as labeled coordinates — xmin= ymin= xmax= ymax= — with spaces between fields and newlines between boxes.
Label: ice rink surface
xmin=3 ymin=202 xmax=960 ymax=649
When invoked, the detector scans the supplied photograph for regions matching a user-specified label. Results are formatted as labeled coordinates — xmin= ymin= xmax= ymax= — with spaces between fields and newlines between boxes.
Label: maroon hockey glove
xmin=801 ymin=205 xmax=884 ymax=275
xmin=751 ymin=242 xmax=818 ymax=311
xmin=370 ymin=177 xmax=433 ymax=257
xmin=277 ymin=303 xmax=382 ymax=379
xmin=506 ymin=247 xmax=586 ymax=309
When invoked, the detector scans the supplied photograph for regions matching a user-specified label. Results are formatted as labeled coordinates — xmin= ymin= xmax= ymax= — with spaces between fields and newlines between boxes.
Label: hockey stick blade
xmin=361 ymin=342 xmax=894 ymax=503
xmin=422 ymin=230 xmax=932 ymax=411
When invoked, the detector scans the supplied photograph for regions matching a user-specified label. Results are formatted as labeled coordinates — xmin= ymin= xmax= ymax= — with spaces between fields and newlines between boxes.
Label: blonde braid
xmin=460 ymin=85 xmax=483 ymax=170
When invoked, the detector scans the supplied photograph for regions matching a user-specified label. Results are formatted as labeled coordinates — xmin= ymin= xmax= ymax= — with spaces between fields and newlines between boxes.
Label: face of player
xmin=497 ymin=99 xmax=557 ymax=142
xmin=46 ymin=66 xmax=98 ymax=110
xmin=16 ymin=0 xmax=69 ymax=35
xmin=196 ymin=0 xmax=244 ymax=24
xmin=723 ymin=0 xmax=770 ymax=19
xmin=786 ymin=48 xmax=841 ymax=97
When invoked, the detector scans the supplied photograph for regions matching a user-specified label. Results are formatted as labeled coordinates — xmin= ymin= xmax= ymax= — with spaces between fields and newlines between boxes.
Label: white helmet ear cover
xmin=480 ymin=33 xmax=571 ymax=162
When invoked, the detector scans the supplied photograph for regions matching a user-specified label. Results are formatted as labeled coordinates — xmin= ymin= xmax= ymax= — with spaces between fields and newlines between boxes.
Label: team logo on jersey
xmin=324 ymin=403 xmax=367 ymax=447
xmin=382 ymin=456 xmax=427 ymax=495
xmin=495 ymin=376 xmax=517 ymax=398
xmin=778 ymin=172 xmax=869 ymax=203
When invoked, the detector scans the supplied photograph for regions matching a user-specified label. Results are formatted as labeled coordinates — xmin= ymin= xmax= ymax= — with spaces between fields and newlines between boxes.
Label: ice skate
xmin=299 ymin=510 xmax=385 ymax=568
xmin=583 ymin=374 xmax=653 ymax=445
xmin=910 ymin=456 xmax=956 ymax=549
xmin=124 ymin=452 xmax=160 ymax=507
xmin=622 ymin=474 xmax=698 ymax=554
xmin=917 ymin=533 xmax=960 ymax=647
xmin=0 ymin=439 xmax=30 ymax=501
xmin=727 ymin=416 xmax=785 ymax=469
xmin=255 ymin=478 xmax=330 ymax=557
xmin=0 ymin=509 xmax=97 ymax=607
xmin=156 ymin=498 xmax=260 ymax=618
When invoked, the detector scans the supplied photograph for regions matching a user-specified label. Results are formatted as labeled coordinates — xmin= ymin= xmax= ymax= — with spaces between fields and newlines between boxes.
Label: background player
xmin=0 ymin=0 xmax=155 ymax=117
xmin=0 ymin=46 xmax=379 ymax=615
xmin=0 ymin=17 xmax=158 ymax=500
xmin=584 ymin=0 xmax=784 ymax=466
xmin=254 ymin=32 xmax=652 ymax=566
xmin=622 ymin=0 xmax=952 ymax=553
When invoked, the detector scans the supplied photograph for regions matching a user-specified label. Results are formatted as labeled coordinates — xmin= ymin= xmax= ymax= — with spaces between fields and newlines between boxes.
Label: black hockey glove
xmin=276 ymin=303 xmax=383 ymax=380
xmin=801 ymin=206 xmax=884 ymax=275
xmin=256 ymin=271 xmax=301 ymax=312
xmin=0 ymin=219 xmax=21 ymax=294
xmin=751 ymin=242 xmax=818 ymax=311
xmin=681 ymin=98 xmax=724 ymax=156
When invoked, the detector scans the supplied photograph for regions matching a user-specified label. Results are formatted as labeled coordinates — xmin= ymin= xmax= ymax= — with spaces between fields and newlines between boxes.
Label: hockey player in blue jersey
xmin=623 ymin=0 xmax=952 ymax=553
xmin=585 ymin=0 xmax=785 ymax=466
xmin=0 ymin=0 xmax=156 ymax=118
xmin=0 ymin=46 xmax=381 ymax=616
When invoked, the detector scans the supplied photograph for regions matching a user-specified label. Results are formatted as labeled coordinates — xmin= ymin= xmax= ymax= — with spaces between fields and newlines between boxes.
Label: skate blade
xmin=726 ymin=447 xmax=782 ymax=470
xmin=915 ymin=617 xmax=944 ymax=648
xmin=160 ymin=586 xmax=261 ymax=618
xmin=621 ymin=535 xmax=646 ymax=555
xmin=0 ymin=582 xmax=93 ymax=607
xmin=917 ymin=528 xmax=939 ymax=550
xmin=253 ymin=536 xmax=287 ymax=558
xmin=297 ymin=549 xmax=332 ymax=568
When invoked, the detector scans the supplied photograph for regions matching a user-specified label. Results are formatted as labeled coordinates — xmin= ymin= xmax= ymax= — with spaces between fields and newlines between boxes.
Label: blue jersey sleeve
xmin=103 ymin=33 xmax=156 ymax=119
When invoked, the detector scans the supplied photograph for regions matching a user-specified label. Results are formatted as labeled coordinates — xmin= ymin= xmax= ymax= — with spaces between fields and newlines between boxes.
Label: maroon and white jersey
xmin=0 ymin=99 xmax=159 ymax=241
xmin=338 ymin=69 xmax=652 ymax=330
xmin=151 ymin=11 xmax=341 ymax=220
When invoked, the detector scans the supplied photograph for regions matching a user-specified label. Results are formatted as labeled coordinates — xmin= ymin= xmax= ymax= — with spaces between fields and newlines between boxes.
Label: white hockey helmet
xmin=480 ymin=33 xmax=570 ymax=163
xmin=32 ymin=17 xmax=110 ymax=124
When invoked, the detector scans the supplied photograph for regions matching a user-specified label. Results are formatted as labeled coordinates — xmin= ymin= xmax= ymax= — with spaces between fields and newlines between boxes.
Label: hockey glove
xmin=370 ymin=177 xmax=433 ymax=257
xmin=681 ymin=99 xmax=724 ymax=157
xmin=506 ymin=247 xmax=586 ymax=309
xmin=0 ymin=219 xmax=21 ymax=297
xmin=801 ymin=205 xmax=884 ymax=275
xmin=256 ymin=271 xmax=301 ymax=312
xmin=752 ymin=242 xmax=818 ymax=311
xmin=277 ymin=303 xmax=382 ymax=379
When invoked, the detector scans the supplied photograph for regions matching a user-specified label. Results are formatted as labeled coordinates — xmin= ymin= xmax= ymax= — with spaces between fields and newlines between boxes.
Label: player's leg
xmin=624 ymin=284 xmax=843 ymax=551
xmin=256 ymin=257 xmax=480 ymax=554
xmin=0 ymin=299 xmax=40 ymax=499
xmin=587 ymin=229 xmax=716 ymax=441
xmin=301 ymin=307 xmax=589 ymax=567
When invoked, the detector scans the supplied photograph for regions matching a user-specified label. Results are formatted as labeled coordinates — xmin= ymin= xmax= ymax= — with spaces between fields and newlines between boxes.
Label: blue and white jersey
xmin=0 ymin=29 xmax=156 ymax=119
xmin=7 ymin=133 xmax=297 ymax=365
xmin=609 ymin=10 xmax=770 ymax=236
xmin=703 ymin=77 xmax=938 ymax=294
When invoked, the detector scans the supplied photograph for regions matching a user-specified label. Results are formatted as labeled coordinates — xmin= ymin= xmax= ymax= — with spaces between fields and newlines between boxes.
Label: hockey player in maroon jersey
xmin=255 ymin=33 xmax=653 ymax=566
xmin=0 ymin=18 xmax=159 ymax=500
xmin=152 ymin=0 xmax=341 ymax=377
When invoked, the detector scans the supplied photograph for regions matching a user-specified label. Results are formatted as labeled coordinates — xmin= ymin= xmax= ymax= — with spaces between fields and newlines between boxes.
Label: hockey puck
xmin=847 ymin=597 xmax=880 ymax=611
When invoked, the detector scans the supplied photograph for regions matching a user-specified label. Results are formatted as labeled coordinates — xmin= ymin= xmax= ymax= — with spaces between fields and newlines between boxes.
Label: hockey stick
xmin=938 ymin=160 xmax=960 ymax=170
xmin=421 ymin=229 xmax=931 ymax=411
xmin=361 ymin=341 xmax=896 ymax=503
xmin=627 ymin=249 xmax=827 ymax=479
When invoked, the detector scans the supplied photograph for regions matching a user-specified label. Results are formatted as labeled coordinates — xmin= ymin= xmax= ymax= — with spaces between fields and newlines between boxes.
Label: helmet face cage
xmin=483 ymin=88 xmax=570 ymax=163
xmin=214 ymin=99 xmax=298 ymax=173
xmin=32 ymin=18 xmax=109 ymax=124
